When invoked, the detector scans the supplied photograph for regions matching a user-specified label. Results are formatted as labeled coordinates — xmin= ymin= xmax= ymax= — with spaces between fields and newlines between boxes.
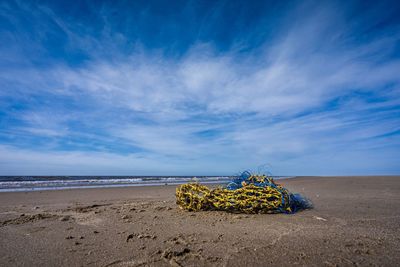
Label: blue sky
xmin=0 ymin=0 xmax=399 ymax=176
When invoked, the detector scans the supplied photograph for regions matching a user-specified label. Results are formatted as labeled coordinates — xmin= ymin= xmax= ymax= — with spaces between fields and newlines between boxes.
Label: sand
xmin=0 ymin=176 xmax=399 ymax=266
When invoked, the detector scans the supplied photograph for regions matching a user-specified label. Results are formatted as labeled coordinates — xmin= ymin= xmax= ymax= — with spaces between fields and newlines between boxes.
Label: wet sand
xmin=0 ymin=176 xmax=399 ymax=266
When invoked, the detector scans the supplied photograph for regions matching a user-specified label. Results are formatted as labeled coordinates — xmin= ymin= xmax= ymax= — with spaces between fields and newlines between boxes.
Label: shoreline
xmin=0 ymin=175 xmax=296 ymax=193
xmin=1 ymin=176 xmax=399 ymax=266
xmin=0 ymin=175 xmax=395 ymax=193
xmin=0 ymin=180 xmax=225 ymax=193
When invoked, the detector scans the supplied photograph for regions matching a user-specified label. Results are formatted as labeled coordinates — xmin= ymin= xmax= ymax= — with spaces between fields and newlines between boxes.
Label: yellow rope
xmin=176 ymin=183 xmax=292 ymax=214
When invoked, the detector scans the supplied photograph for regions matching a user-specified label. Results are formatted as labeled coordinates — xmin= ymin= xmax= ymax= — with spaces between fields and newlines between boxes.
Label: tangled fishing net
xmin=176 ymin=171 xmax=311 ymax=214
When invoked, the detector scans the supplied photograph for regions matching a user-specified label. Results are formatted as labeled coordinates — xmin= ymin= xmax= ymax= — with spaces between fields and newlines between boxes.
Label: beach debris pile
xmin=176 ymin=171 xmax=311 ymax=214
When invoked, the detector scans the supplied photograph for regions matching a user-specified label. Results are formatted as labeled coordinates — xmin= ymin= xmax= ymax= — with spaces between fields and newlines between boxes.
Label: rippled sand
xmin=1 ymin=176 xmax=399 ymax=266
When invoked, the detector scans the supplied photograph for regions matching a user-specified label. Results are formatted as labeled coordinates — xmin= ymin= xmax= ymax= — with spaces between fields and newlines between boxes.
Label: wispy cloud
xmin=0 ymin=0 xmax=399 ymax=175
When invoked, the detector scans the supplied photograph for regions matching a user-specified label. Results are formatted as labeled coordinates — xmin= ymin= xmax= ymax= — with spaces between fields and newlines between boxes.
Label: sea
xmin=0 ymin=175 xmax=292 ymax=192
xmin=0 ymin=176 xmax=234 ymax=192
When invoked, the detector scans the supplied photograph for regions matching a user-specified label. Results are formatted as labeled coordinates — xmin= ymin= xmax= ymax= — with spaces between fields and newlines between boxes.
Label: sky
xmin=0 ymin=0 xmax=399 ymax=176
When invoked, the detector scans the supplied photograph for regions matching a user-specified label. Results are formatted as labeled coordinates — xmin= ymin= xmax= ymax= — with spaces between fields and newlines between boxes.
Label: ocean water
xmin=0 ymin=175 xmax=293 ymax=192
xmin=0 ymin=176 xmax=234 ymax=192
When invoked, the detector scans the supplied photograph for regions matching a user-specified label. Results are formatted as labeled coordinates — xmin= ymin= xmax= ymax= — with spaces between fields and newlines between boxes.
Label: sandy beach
xmin=0 ymin=176 xmax=399 ymax=266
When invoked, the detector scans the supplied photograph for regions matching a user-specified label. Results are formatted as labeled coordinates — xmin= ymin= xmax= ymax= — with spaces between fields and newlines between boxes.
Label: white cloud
xmin=1 ymin=1 xmax=399 ymax=175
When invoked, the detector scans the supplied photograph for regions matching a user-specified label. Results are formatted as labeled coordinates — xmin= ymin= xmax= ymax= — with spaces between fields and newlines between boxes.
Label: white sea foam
xmin=0 ymin=176 xmax=292 ymax=192
xmin=0 ymin=176 xmax=233 ymax=192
